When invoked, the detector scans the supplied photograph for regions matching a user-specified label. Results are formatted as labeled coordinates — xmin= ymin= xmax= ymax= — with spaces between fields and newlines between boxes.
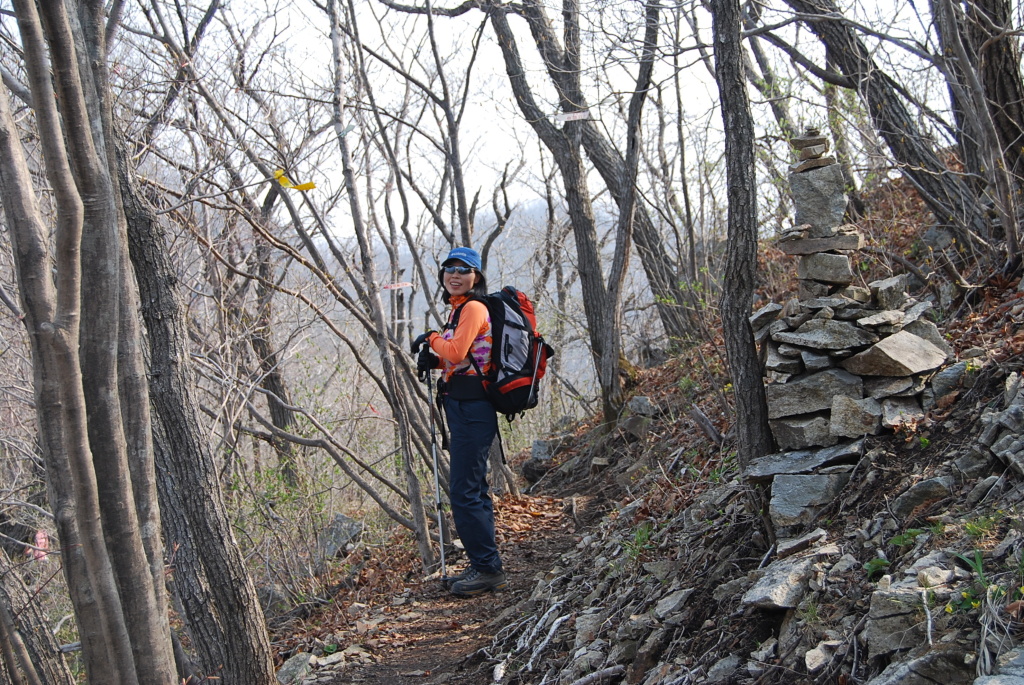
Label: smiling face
xmin=442 ymin=262 xmax=478 ymax=298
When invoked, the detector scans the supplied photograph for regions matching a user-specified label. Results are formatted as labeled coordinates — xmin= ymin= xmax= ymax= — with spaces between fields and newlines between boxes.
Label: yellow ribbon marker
xmin=273 ymin=169 xmax=316 ymax=191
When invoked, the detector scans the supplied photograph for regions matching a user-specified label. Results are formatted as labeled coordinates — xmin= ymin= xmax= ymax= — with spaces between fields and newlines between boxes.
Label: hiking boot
xmin=443 ymin=568 xmax=469 ymax=590
xmin=448 ymin=568 xmax=507 ymax=596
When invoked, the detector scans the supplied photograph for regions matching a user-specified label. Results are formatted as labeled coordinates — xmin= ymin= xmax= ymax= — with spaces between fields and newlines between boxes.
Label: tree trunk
xmin=489 ymin=4 xmax=621 ymax=422
xmin=118 ymin=144 xmax=278 ymax=685
xmin=2 ymin=1 xmax=182 ymax=680
xmin=515 ymin=0 xmax=693 ymax=342
xmin=969 ymin=0 xmax=1024 ymax=185
xmin=931 ymin=0 xmax=1019 ymax=262
xmin=63 ymin=4 xmax=177 ymax=678
xmin=599 ymin=0 xmax=661 ymax=419
xmin=709 ymin=0 xmax=773 ymax=471
xmin=252 ymin=199 xmax=300 ymax=486
xmin=332 ymin=0 xmax=437 ymax=570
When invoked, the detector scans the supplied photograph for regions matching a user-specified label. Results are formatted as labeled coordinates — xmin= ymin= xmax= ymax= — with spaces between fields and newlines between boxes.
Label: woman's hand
xmin=417 ymin=347 xmax=439 ymax=381
xmin=410 ymin=331 xmax=435 ymax=354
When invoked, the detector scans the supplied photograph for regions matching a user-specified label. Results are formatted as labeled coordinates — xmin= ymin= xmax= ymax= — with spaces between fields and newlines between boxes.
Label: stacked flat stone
xmin=977 ymin=372 xmax=1024 ymax=476
xmin=751 ymin=275 xmax=953 ymax=451
xmin=745 ymin=129 xmax=956 ymax=534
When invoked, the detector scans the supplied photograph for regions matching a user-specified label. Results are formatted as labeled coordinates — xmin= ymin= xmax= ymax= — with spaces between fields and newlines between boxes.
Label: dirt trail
xmin=316 ymin=495 xmax=581 ymax=685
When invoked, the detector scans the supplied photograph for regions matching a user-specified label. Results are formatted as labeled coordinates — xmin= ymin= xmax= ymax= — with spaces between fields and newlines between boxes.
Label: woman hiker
xmin=411 ymin=246 xmax=507 ymax=597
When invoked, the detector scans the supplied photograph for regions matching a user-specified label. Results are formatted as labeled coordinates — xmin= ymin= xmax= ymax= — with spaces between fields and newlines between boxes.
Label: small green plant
xmin=964 ymin=515 xmax=999 ymax=539
xmin=888 ymin=528 xmax=927 ymax=548
xmin=958 ymin=550 xmax=989 ymax=586
xmin=928 ymin=520 xmax=946 ymax=536
xmin=863 ymin=557 xmax=891 ymax=579
xmin=946 ymin=587 xmax=982 ymax=614
xmin=942 ymin=550 xmax=1024 ymax=615
xmin=677 ymin=376 xmax=697 ymax=396
xmin=798 ymin=600 xmax=820 ymax=624
xmin=624 ymin=521 xmax=656 ymax=560
xmin=945 ymin=551 xmax=988 ymax=614
xmin=918 ymin=436 xmax=931 ymax=449
xmin=323 ymin=644 xmax=339 ymax=655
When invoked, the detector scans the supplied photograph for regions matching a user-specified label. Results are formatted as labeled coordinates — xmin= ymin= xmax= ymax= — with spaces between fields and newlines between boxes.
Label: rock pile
xmin=748 ymin=128 xmax=957 ymax=534
xmin=977 ymin=372 xmax=1024 ymax=476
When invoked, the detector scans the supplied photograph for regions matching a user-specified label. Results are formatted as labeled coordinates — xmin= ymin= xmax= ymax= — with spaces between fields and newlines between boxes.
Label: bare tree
xmin=0 ymin=1 xmax=176 ymax=681
xmin=708 ymin=0 xmax=773 ymax=472
xmin=119 ymin=146 xmax=277 ymax=684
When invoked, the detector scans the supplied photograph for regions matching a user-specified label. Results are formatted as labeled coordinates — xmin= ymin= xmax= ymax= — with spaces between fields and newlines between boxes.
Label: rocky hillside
xmin=271 ymin=276 xmax=1024 ymax=685
xmin=473 ymin=286 xmax=1024 ymax=685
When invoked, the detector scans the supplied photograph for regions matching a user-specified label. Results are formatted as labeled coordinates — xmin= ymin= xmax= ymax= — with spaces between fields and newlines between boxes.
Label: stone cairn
xmin=746 ymin=128 xmax=956 ymax=535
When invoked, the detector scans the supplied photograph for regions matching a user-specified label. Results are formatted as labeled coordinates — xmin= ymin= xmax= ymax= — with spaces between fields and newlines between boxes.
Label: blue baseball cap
xmin=441 ymin=246 xmax=482 ymax=271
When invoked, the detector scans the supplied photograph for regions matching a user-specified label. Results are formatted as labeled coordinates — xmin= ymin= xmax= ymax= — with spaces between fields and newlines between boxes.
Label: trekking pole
xmin=424 ymin=357 xmax=448 ymax=584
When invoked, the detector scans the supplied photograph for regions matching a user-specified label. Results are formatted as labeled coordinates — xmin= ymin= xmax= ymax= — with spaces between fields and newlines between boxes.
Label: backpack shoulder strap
xmin=443 ymin=300 xmax=468 ymax=331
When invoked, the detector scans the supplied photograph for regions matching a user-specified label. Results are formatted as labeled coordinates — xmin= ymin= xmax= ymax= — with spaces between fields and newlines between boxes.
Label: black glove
xmin=410 ymin=331 xmax=435 ymax=354
xmin=417 ymin=347 xmax=439 ymax=382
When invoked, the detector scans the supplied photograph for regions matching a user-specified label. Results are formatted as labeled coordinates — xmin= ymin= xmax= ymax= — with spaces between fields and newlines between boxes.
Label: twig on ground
xmin=568 ymin=665 xmax=626 ymax=685
xmin=921 ymin=588 xmax=934 ymax=645
xmin=525 ymin=614 xmax=570 ymax=671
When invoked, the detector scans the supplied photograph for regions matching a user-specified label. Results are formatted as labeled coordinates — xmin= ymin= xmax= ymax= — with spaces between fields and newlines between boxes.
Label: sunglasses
xmin=443 ymin=265 xmax=474 ymax=275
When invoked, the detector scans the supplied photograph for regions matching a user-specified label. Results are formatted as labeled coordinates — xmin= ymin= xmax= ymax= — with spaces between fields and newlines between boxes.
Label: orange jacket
xmin=427 ymin=296 xmax=492 ymax=381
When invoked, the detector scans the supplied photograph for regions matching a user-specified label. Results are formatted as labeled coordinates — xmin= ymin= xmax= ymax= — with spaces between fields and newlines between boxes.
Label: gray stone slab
xmin=996 ymin=648 xmax=1024 ymax=677
xmin=864 ymin=589 xmax=928 ymax=658
xmin=842 ymin=285 xmax=872 ymax=303
xmin=773 ymin=318 xmax=877 ymax=351
xmin=858 ymin=310 xmax=906 ymax=327
xmin=791 ymin=156 xmax=837 ymax=173
xmin=903 ymin=300 xmax=933 ymax=324
xmin=798 ymin=143 xmax=829 ymax=159
xmin=869 ymin=275 xmax=908 ymax=310
xmin=778 ymin=233 xmax=863 ymax=255
xmin=770 ymin=472 xmax=851 ymax=527
xmin=767 ymin=343 xmax=803 ymax=374
xmin=792 ymin=133 xmax=828 ymax=150
xmin=740 ymin=557 xmax=816 ymax=609
xmin=891 ymin=476 xmax=953 ymax=518
xmin=766 ymin=368 xmax=863 ymax=419
xmin=841 ymin=331 xmax=947 ymax=376
xmin=798 ymin=253 xmax=855 ymax=285
xmin=801 ymin=349 xmax=833 ymax=372
xmin=799 ymin=279 xmax=831 ymax=299
xmin=882 ymin=397 xmax=925 ymax=428
xmin=865 ymin=376 xmax=914 ymax=399
xmin=791 ymin=163 xmax=848 ymax=234
xmin=929 ymin=360 xmax=966 ymax=397
xmin=777 ymin=343 xmax=804 ymax=358
xmin=802 ymin=297 xmax=857 ymax=310
xmin=770 ymin=414 xmax=837 ymax=450
xmin=865 ymin=644 xmax=973 ymax=684
xmin=746 ymin=439 xmax=864 ymax=481
xmin=904 ymin=319 xmax=954 ymax=361
xmin=830 ymin=396 xmax=882 ymax=438
xmin=749 ymin=302 xmax=783 ymax=330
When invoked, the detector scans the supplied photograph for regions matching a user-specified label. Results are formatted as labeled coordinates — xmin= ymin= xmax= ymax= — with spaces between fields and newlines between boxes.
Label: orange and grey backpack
xmin=448 ymin=286 xmax=555 ymax=421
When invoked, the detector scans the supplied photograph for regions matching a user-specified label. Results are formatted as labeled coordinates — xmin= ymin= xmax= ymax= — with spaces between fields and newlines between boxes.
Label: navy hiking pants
xmin=443 ymin=396 xmax=502 ymax=574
